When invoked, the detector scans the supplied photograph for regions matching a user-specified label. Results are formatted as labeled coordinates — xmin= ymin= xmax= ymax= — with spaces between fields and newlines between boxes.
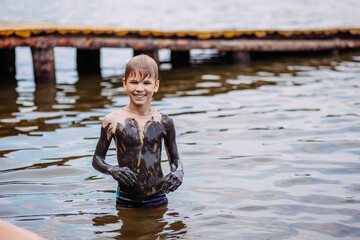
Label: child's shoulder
xmin=159 ymin=112 xmax=175 ymax=128
xmin=102 ymin=109 xmax=127 ymax=126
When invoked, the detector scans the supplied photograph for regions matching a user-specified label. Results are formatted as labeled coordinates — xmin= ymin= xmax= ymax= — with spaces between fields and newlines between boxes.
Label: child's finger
xmin=161 ymin=181 xmax=171 ymax=193
xmin=119 ymin=174 xmax=133 ymax=187
xmin=168 ymin=174 xmax=182 ymax=191
xmin=169 ymin=182 xmax=180 ymax=192
xmin=124 ymin=172 xmax=137 ymax=184
xmin=161 ymin=175 xmax=178 ymax=192
xmin=126 ymin=171 xmax=138 ymax=182
xmin=121 ymin=167 xmax=137 ymax=181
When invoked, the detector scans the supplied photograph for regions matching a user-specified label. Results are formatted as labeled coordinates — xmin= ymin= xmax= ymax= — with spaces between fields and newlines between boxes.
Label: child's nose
xmin=136 ymin=84 xmax=144 ymax=91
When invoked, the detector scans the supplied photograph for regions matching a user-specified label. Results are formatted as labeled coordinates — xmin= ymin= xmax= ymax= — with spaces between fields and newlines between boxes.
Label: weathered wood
xmin=31 ymin=47 xmax=56 ymax=84
xmin=1 ymin=36 xmax=360 ymax=52
xmin=1 ymin=21 xmax=360 ymax=39
xmin=76 ymin=49 xmax=100 ymax=75
xmin=225 ymin=51 xmax=251 ymax=64
xmin=171 ymin=50 xmax=190 ymax=67
xmin=0 ymin=48 xmax=16 ymax=82
xmin=134 ymin=49 xmax=159 ymax=65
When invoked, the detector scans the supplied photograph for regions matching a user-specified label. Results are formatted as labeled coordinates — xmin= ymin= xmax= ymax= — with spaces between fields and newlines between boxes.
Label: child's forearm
xmin=93 ymin=155 xmax=137 ymax=187
xmin=92 ymin=125 xmax=137 ymax=187
xmin=92 ymin=125 xmax=113 ymax=175
xmin=162 ymin=116 xmax=184 ymax=192
xmin=92 ymin=155 xmax=115 ymax=175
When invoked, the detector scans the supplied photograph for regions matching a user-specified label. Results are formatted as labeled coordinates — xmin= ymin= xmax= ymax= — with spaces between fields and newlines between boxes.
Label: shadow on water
xmin=92 ymin=206 xmax=187 ymax=239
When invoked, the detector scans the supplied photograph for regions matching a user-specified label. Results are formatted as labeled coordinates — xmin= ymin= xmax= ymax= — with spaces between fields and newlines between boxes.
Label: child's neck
xmin=124 ymin=104 xmax=153 ymax=116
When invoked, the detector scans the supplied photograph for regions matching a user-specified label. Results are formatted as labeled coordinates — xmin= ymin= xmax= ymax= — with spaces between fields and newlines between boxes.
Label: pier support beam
xmin=76 ymin=49 xmax=101 ymax=75
xmin=225 ymin=51 xmax=251 ymax=64
xmin=0 ymin=48 xmax=16 ymax=83
xmin=171 ymin=50 xmax=190 ymax=67
xmin=31 ymin=47 xmax=56 ymax=84
xmin=133 ymin=49 xmax=159 ymax=65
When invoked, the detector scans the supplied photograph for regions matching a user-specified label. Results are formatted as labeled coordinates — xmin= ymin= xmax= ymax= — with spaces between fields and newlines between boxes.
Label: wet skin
xmin=93 ymin=112 xmax=183 ymax=200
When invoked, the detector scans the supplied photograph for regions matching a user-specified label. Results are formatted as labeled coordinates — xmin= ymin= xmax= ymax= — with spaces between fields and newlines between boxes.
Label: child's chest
xmin=113 ymin=118 xmax=166 ymax=146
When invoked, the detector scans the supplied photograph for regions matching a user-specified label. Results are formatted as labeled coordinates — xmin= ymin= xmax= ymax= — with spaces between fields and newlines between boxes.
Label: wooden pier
xmin=1 ymin=21 xmax=360 ymax=84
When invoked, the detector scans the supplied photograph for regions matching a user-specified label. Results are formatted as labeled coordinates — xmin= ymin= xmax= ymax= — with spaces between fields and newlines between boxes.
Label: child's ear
xmin=154 ymin=79 xmax=160 ymax=93
xmin=122 ymin=78 xmax=127 ymax=90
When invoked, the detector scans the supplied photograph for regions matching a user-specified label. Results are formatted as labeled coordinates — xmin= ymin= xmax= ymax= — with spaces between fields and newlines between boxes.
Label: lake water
xmin=1 ymin=1 xmax=360 ymax=239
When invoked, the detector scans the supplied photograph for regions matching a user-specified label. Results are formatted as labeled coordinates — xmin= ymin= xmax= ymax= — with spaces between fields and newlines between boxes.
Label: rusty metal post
xmin=76 ymin=49 xmax=101 ymax=75
xmin=31 ymin=47 xmax=56 ymax=84
xmin=133 ymin=49 xmax=159 ymax=65
xmin=0 ymin=48 xmax=16 ymax=82
xmin=225 ymin=51 xmax=251 ymax=64
xmin=171 ymin=50 xmax=190 ymax=67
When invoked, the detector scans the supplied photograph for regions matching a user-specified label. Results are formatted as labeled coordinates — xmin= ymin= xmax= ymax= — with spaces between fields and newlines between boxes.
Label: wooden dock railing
xmin=1 ymin=22 xmax=360 ymax=83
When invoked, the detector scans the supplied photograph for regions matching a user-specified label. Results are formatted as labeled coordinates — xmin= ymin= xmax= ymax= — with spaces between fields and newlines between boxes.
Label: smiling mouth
xmin=134 ymin=94 xmax=146 ymax=99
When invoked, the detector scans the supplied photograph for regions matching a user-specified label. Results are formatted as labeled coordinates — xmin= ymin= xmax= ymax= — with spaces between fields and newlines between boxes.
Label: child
xmin=92 ymin=54 xmax=183 ymax=208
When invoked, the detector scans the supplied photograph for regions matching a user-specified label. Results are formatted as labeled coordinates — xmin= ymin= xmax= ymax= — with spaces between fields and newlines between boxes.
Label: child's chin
xmin=132 ymin=99 xmax=148 ymax=105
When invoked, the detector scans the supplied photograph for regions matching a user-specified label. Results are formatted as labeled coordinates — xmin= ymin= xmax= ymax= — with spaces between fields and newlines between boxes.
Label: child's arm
xmin=92 ymin=121 xmax=137 ymax=187
xmin=162 ymin=117 xmax=184 ymax=193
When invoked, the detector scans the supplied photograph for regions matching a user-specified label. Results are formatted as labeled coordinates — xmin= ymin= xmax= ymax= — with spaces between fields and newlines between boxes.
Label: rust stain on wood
xmin=1 ymin=21 xmax=360 ymax=40
xmin=1 ymin=36 xmax=360 ymax=52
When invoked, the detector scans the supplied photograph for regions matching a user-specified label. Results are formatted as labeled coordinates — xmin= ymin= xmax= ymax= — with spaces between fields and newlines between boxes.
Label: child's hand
xmin=110 ymin=166 xmax=137 ymax=187
xmin=162 ymin=171 xmax=183 ymax=193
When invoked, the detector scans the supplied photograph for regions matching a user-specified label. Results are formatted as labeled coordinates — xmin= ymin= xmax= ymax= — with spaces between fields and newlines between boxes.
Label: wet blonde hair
xmin=124 ymin=54 xmax=158 ymax=82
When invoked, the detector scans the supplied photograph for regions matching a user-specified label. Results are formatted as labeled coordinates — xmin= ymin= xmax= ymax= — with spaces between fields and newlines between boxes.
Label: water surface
xmin=1 ymin=48 xmax=360 ymax=239
xmin=1 ymin=0 xmax=360 ymax=30
xmin=1 ymin=0 xmax=360 ymax=239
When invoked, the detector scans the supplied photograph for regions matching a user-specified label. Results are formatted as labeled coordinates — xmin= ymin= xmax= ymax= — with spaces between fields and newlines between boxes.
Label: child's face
xmin=123 ymin=73 xmax=159 ymax=106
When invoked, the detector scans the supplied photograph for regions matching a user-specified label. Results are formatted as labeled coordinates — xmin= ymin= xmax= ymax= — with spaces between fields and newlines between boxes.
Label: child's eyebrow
xmin=128 ymin=78 xmax=151 ymax=81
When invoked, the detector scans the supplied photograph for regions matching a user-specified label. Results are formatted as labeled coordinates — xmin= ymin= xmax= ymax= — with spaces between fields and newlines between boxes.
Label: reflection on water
xmin=1 ymin=49 xmax=360 ymax=239
xmin=93 ymin=207 xmax=187 ymax=239
xmin=73 ymin=75 xmax=112 ymax=112
xmin=34 ymin=84 xmax=57 ymax=112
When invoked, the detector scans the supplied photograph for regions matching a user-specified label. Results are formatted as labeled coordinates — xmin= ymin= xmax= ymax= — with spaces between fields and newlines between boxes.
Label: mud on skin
xmin=93 ymin=113 xmax=183 ymax=199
